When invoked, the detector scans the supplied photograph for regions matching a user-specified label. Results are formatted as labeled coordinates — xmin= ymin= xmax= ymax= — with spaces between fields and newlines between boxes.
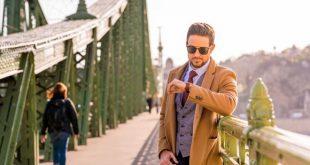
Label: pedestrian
xmin=40 ymin=82 xmax=79 ymax=165
xmin=146 ymin=96 xmax=153 ymax=113
xmin=158 ymin=22 xmax=238 ymax=165
xmin=155 ymin=97 xmax=160 ymax=114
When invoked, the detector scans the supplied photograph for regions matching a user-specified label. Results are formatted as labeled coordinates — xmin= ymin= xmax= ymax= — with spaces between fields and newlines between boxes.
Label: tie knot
xmin=189 ymin=70 xmax=197 ymax=79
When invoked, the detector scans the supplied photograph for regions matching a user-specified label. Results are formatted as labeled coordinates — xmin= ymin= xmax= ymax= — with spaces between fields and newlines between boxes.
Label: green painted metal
xmin=30 ymin=0 xmax=48 ymax=27
xmin=90 ymin=28 xmax=103 ymax=137
xmin=118 ymin=15 xmax=127 ymax=124
xmin=247 ymin=78 xmax=275 ymax=128
xmin=113 ymin=20 xmax=121 ymax=125
xmin=0 ymin=52 xmax=34 ymax=165
xmin=61 ymin=40 xmax=74 ymax=85
xmin=6 ymin=0 xmax=22 ymax=34
xmin=99 ymin=34 xmax=110 ymax=134
xmin=121 ymin=7 xmax=131 ymax=121
xmin=227 ymin=134 xmax=239 ymax=163
xmin=247 ymin=78 xmax=276 ymax=164
xmin=66 ymin=0 xmax=96 ymax=20
xmin=68 ymin=50 xmax=79 ymax=150
xmin=130 ymin=0 xmax=144 ymax=115
xmin=18 ymin=62 xmax=39 ymax=165
xmin=106 ymin=26 xmax=118 ymax=129
xmin=2 ymin=0 xmax=47 ymax=35
xmin=218 ymin=78 xmax=310 ymax=165
xmin=239 ymin=139 xmax=247 ymax=165
xmin=78 ymin=28 xmax=97 ymax=145
xmin=0 ymin=0 xmax=157 ymax=163
xmin=123 ymin=3 xmax=133 ymax=120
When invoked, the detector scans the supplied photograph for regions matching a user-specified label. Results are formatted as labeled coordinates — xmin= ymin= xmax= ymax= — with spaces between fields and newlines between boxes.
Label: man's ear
xmin=210 ymin=44 xmax=216 ymax=53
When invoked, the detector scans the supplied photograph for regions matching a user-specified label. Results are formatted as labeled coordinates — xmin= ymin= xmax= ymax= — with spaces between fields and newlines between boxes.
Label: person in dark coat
xmin=40 ymin=82 xmax=79 ymax=165
xmin=146 ymin=97 xmax=153 ymax=113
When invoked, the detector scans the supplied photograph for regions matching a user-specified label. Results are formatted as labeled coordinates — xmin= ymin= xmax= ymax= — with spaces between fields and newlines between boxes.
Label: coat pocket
xmin=209 ymin=136 xmax=218 ymax=140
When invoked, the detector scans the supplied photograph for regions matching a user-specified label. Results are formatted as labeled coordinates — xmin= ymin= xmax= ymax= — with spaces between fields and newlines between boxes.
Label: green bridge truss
xmin=0 ymin=0 xmax=310 ymax=165
xmin=0 ymin=0 xmax=156 ymax=164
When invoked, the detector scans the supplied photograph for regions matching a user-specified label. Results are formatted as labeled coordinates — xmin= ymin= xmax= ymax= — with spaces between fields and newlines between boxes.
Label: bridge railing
xmin=218 ymin=78 xmax=310 ymax=165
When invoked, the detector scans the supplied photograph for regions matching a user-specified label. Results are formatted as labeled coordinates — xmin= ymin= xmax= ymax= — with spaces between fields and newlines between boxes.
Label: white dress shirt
xmin=183 ymin=60 xmax=210 ymax=84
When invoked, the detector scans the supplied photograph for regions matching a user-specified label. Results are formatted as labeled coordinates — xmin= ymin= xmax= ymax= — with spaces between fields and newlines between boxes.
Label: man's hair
xmin=186 ymin=22 xmax=215 ymax=46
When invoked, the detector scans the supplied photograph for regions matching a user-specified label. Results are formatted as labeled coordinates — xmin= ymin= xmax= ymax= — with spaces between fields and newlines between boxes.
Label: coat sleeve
xmin=158 ymin=72 xmax=173 ymax=158
xmin=40 ymin=102 xmax=50 ymax=135
xmin=66 ymin=99 xmax=79 ymax=135
xmin=188 ymin=69 xmax=238 ymax=116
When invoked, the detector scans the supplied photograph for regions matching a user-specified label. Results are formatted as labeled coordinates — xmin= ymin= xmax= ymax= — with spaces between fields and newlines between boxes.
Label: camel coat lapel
xmin=165 ymin=62 xmax=188 ymax=153
xmin=192 ymin=58 xmax=216 ymax=136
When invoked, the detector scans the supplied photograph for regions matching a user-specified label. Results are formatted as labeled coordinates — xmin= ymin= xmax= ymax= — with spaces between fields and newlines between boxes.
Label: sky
xmin=146 ymin=0 xmax=310 ymax=65
xmin=0 ymin=0 xmax=309 ymax=66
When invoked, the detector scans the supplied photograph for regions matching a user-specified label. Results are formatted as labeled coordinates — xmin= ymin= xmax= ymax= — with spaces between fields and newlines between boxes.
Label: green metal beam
xmin=6 ymin=0 xmax=22 ymax=34
xmin=18 ymin=63 xmax=39 ymax=165
xmin=90 ymin=28 xmax=103 ymax=137
xmin=0 ymin=52 xmax=34 ymax=165
xmin=107 ymin=26 xmax=117 ymax=129
xmin=78 ymin=28 xmax=97 ymax=145
xmin=31 ymin=0 xmax=48 ymax=26
xmin=99 ymin=34 xmax=110 ymax=134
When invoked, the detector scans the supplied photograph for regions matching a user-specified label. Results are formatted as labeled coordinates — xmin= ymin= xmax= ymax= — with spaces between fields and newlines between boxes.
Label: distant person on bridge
xmin=147 ymin=96 xmax=153 ymax=113
xmin=158 ymin=23 xmax=238 ymax=165
xmin=40 ymin=82 xmax=79 ymax=165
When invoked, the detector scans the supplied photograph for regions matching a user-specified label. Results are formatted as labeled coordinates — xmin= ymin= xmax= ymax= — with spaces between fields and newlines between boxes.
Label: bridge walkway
xmin=41 ymin=111 xmax=160 ymax=165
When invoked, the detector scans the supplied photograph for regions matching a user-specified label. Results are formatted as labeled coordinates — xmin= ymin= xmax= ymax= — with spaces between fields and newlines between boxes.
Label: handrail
xmin=218 ymin=78 xmax=310 ymax=165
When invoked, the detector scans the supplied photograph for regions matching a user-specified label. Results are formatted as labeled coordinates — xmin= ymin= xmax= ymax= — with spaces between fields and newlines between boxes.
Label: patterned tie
xmin=182 ymin=70 xmax=197 ymax=106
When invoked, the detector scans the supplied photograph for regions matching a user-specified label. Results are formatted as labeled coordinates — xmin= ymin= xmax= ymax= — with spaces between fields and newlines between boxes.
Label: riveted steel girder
xmin=78 ymin=28 xmax=97 ymax=145
xmin=0 ymin=52 xmax=34 ymax=165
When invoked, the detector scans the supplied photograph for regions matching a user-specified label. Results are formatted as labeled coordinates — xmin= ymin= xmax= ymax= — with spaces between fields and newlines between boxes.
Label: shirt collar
xmin=188 ymin=59 xmax=210 ymax=77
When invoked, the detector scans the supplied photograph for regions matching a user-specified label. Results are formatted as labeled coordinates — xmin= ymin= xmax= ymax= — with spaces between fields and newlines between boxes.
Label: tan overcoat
xmin=158 ymin=58 xmax=238 ymax=165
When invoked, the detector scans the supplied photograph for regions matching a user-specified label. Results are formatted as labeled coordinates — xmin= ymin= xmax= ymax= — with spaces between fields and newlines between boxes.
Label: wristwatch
xmin=185 ymin=82 xmax=191 ymax=93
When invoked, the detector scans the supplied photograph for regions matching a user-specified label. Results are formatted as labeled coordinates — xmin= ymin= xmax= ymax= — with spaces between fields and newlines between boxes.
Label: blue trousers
xmin=52 ymin=132 xmax=70 ymax=165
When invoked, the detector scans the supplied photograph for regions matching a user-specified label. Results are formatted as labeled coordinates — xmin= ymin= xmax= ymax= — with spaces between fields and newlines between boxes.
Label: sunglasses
xmin=186 ymin=46 xmax=209 ymax=55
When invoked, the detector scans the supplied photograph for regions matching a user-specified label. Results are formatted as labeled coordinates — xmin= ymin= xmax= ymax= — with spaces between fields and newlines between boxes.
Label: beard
xmin=190 ymin=59 xmax=206 ymax=68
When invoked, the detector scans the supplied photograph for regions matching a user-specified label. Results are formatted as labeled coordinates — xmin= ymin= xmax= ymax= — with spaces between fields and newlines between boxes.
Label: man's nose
xmin=193 ymin=50 xmax=200 ymax=57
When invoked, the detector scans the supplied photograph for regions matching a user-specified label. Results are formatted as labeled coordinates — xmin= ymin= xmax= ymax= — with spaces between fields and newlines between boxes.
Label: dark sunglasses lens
xmin=187 ymin=46 xmax=197 ymax=54
xmin=198 ymin=47 xmax=209 ymax=55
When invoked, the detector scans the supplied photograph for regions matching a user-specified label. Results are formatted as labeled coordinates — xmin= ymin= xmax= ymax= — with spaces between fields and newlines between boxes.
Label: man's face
xmin=187 ymin=35 xmax=215 ymax=68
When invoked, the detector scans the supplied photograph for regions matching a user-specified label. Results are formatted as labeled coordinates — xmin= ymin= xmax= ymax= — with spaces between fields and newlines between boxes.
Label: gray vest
xmin=175 ymin=70 xmax=205 ymax=157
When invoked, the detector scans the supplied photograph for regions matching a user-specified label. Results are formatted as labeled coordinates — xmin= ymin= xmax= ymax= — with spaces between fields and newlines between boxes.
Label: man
xmin=158 ymin=23 xmax=238 ymax=165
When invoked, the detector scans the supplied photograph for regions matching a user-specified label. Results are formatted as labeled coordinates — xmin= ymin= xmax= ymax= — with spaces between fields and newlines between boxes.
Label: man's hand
xmin=159 ymin=150 xmax=178 ymax=165
xmin=167 ymin=79 xmax=186 ymax=94
xmin=40 ymin=135 xmax=47 ymax=143
xmin=74 ymin=134 xmax=79 ymax=139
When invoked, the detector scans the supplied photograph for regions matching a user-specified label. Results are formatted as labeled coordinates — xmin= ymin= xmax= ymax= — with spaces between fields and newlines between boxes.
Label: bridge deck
xmin=41 ymin=111 xmax=160 ymax=165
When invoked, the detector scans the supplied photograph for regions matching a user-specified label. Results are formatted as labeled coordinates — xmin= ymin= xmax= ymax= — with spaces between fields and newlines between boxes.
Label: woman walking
xmin=40 ymin=82 xmax=79 ymax=165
